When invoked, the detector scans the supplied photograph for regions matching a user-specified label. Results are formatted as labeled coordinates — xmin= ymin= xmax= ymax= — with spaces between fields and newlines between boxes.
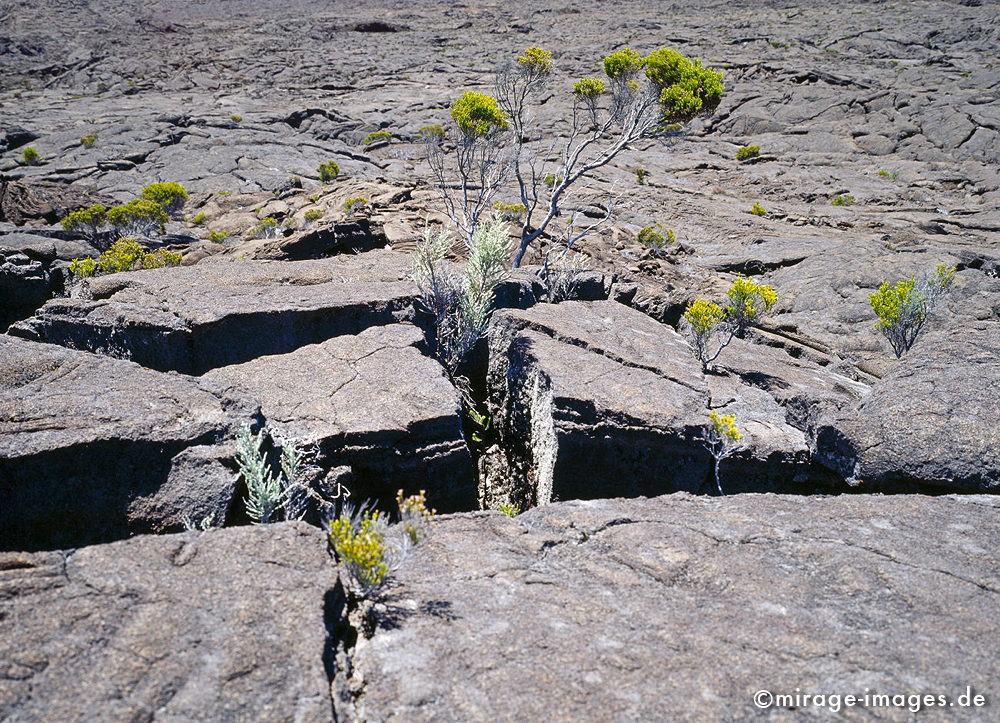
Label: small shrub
xmin=736 ymin=144 xmax=760 ymax=161
xmin=21 ymin=147 xmax=40 ymax=165
xmin=497 ymin=503 xmax=520 ymax=517
xmin=304 ymin=209 xmax=324 ymax=222
xmin=749 ymin=202 xmax=767 ymax=217
xmin=363 ymin=130 xmax=393 ymax=145
xmin=637 ymin=224 xmax=676 ymax=255
xmin=141 ymin=182 xmax=189 ymax=214
xmin=417 ymin=124 xmax=447 ymax=142
xmin=252 ymin=216 xmax=280 ymax=239
xmin=683 ymin=276 xmax=778 ymax=371
xmin=451 ymin=91 xmax=509 ymax=137
xmin=877 ymin=169 xmax=900 ymax=180
xmin=572 ymin=77 xmax=606 ymax=99
xmin=206 ymin=229 xmax=229 ymax=242
xmin=635 ymin=167 xmax=649 ymax=184
xmin=139 ymin=248 xmax=183 ymax=269
xmin=230 ymin=114 xmax=242 ymax=123
xmin=96 ymin=238 xmax=143 ymax=273
xmin=318 ymin=160 xmax=340 ymax=183
xmin=190 ymin=212 xmax=207 ymax=225
xmin=544 ymin=174 xmax=564 ymax=187
xmin=397 ymin=489 xmax=435 ymax=545
xmin=107 ymin=199 xmax=168 ymax=237
xmin=236 ymin=423 xmax=286 ymax=523
xmin=831 ymin=194 xmax=855 ymax=206
xmin=329 ymin=510 xmax=391 ymax=597
xmin=68 ymin=257 xmax=97 ymax=279
xmin=79 ymin=133 xmax=98 ymax=148
xmin=869 ymin=264 xmax=956 ymax=358
xmin=704 ymin=411 xmax=744 ymax=495
xmin=493 ymin=200 xmax=527 ymax=221
xmin=60 ymin=203 xmax=108 ymax=241
xmin=344 ymin=196 xmax=369 ymax=214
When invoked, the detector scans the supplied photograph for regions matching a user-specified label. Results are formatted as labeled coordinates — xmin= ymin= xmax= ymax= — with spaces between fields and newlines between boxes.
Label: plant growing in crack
xmin=869 ymin=264 xmax=955 ymax=358
xmin=411 ymin=213 xmax=511 ymax=375
xmin=682 ymin=276 xmax=778 ymax=372
xmin=235 ymin=423 xmax=318 ymax=523
xmin=704 ymin=411 xmax=744 ymax=495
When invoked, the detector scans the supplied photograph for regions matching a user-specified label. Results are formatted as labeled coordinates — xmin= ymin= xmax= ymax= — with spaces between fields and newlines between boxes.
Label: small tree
xmin=430 ymin=45 xmax=724 ymax=266
xmin=869 ymin=264 xmax=956 ymax=358
xmin=140 ymin=182 xmax=189 ymax=215
xmin=682 ymin=275 xmax=777 ymax=372
xmin=61 ymin=203 xmax=108 ymax=243
xmin=704 ymin=411 xmax=744 ymax=495
xmin=411 ymin=213 xmax=511 ymax=374
xmin=106 ymin=199 xmax=168 ymax=238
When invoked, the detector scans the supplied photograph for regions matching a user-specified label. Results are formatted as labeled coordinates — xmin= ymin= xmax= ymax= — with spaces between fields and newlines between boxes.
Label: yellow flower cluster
xmin=709 ymin=411 xmax=743 ymax=441
xmin=329 ymin=512 xmax=388 ymax=589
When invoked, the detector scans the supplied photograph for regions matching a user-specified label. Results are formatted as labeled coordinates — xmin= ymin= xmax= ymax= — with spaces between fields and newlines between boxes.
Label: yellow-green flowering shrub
xmin=637 ymin=224 xmax=676 ymax=254
xmin=140 ymin=182 xmax=188 ymax=213
xmin=725 ymin=275 xmax=778 ymax=334
xmin=705 ymin=411 xmax=745 ymax=495
xmin=451 ymin=91 xmax=508 ymax=137
xmin=330 ymin=511 xmax=390 ymax=596
xmin=21 ymin=147 xmax=40 ymax=165
xmin=107 ymin=199 xmax=168 ymax=237
xmin=749 ymin=202 xmax=767 ymax=217
xmin=318 ymin=160 xmax=340 ymax=183
xmin=80 ymin=133 xmax=98 ymax=148
xmin=61 ymin=203 xmax=108 ymax=240
xmin=869 ymin=264 xmax=955 ymax=357
xmin=397 ymin=489 xmax=435 ymax=545
xmin=363 ymin=130 xmax=393 ymax=145
xmin=736 ymin=144 xmax=759 ymax=161
xmin=683 ymin=276 xmax=779 ymax=371
xmin=344 ymin=196 xmax=369 ymax=214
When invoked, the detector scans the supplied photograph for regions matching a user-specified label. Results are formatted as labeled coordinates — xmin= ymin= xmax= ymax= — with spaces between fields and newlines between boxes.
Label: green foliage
xmin=467 ymin=408 xmax=491 ymax=444
xmin=877 ymin=169 xmax=900 ymax=180
xmin=190 ymin=212 xmax=207 ymax=225
xmin=517 ymin=47 xmax=553 ymax=75
xmin=330 ymin=511 xmax=390 ymax=595
xmin=318 ymin=160 xmax=340 ymax=183
xmin=79 ymin=133 xmax=98 ymax=148
xmin=749 ymin=202 xmax=767 ymax=217
xmin=344 ymin=196 xmax=369 ymax=213
xmin=451 ymin=91 xmax=509 ymax=138
xmin=236 ymin=423 xmax=286 ymax=524
xmin=736 ymin=144 xmax=760 ymax=161
xmin=637 ymin=224 xmax=676 ymax=253
xmin=635 ymin=167 xmax=648 ymax=184
xmin=705 ymin=411 xmax=744 ymax=495
xmin=96 ymin=238 xmax=142 ymax=273
xmin=493 ymin=200 xmax=527 ymax=221
xmin=304 ymin=209 xmax=324 ymax=222
xmin=252 ymin=216 xmax=280 ymax=239
xmin=831 ymin=193 xmax=856 ymax=206
xmin=544 ymin=173 xmax=564 ymax=187
xmin=417 ymin=124 xmax=447 ymax=142
xmin=107 ymin=199 xmax=168 ymax=237
xmin=230 ymin=114 xmax=243 ymax=123
xmin=497 ymin=502 xmax=520 ymax=517
xmin=572 ymin=77 xmax=606 ymax=99
xmin=725 ymin=275 xmax=778 ymax=334
xmin=869 ymin=265 xmax=956 ymax=357
xmin=645 ymin=49 xmax=724 ymax=122
xmin=684 ymin=299 xmax=726 ymax=335
xmin=206 ymin=229 xmax=229 ymax=242
xmin=411 ymin=215 xmax=511 ymax=372
xmin=141 ymin=182 xmax=189 ymax=214
xmin=684 ymin=276 xmax=778 ymax=371
xmin=397 ymin=489 xmax=435 ymax=546
xmin=60 ymin=203 xmax=108 ymax=239
xmin=363 ymin=130 xmax=393 ymax=145
xmin=603 ymin=47 xmax=645 ymax=79
xmin=21 ymin=147 xmax=40 ymax=165
xmin=69 ymin=257 xmax=97 ymax=279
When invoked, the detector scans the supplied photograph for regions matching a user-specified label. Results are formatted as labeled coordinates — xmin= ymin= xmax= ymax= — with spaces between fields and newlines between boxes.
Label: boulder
xmin=0 ymin=249 xmax=50 ymax=328
xmin=481 ymin=301 xmax=710 ymax=508
xmin=814 ymin=321 xmax=1000 ymax=492
xmin=0 ymin=522 xmax=336 ymax=722
xmin=204 ymin=324 xmax=475 ymax=511
xmin=0 ymin=179 xmax=111 ymax=226
xmin=9 ymin=250 xmax=420 ymax=374
xmin=234 ymin=217 xmax=389 ymax=260
xmin=0 ymin=336 xmax=259 ymax=551
xmin=339 ymin=493 xmax=1000 ymax=721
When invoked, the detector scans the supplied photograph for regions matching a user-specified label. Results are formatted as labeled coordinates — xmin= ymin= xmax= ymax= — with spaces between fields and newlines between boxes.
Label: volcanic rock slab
xmin=338 ymin=493 xmax=1000 ymax=722
xmin=481 ymin=301 xmax=711 ymax=508
xmin=9 ymin=249 xmax=419 ymax=374
xmin=0 ymin=522 xmax=336 ymax=721
xmin=0 ymin=335 xmax=258 ymax=551
xmin=814 ymin=321 xmax=1000 ymax=493
xmin=204 ymin=324 xmax=475 ymax=511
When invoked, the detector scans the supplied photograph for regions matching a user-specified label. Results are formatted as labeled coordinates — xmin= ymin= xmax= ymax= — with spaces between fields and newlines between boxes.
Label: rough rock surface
xmin=10 ymin=249 xmax=419 ymax=374
xmin=340 ymin=493 xmax=1000 ymax=722
xmin=815 ymin=321 xmax=1000 ymax=492
xmin=482 ymin=301 xmax=711 ymax=507
xmin=0 ymin=336 xmax=258 ymax=551
xmin=0 ymin=522 xmax=336 ymax=722
xmin=205 ymin=324 xmax=475 ymax=510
